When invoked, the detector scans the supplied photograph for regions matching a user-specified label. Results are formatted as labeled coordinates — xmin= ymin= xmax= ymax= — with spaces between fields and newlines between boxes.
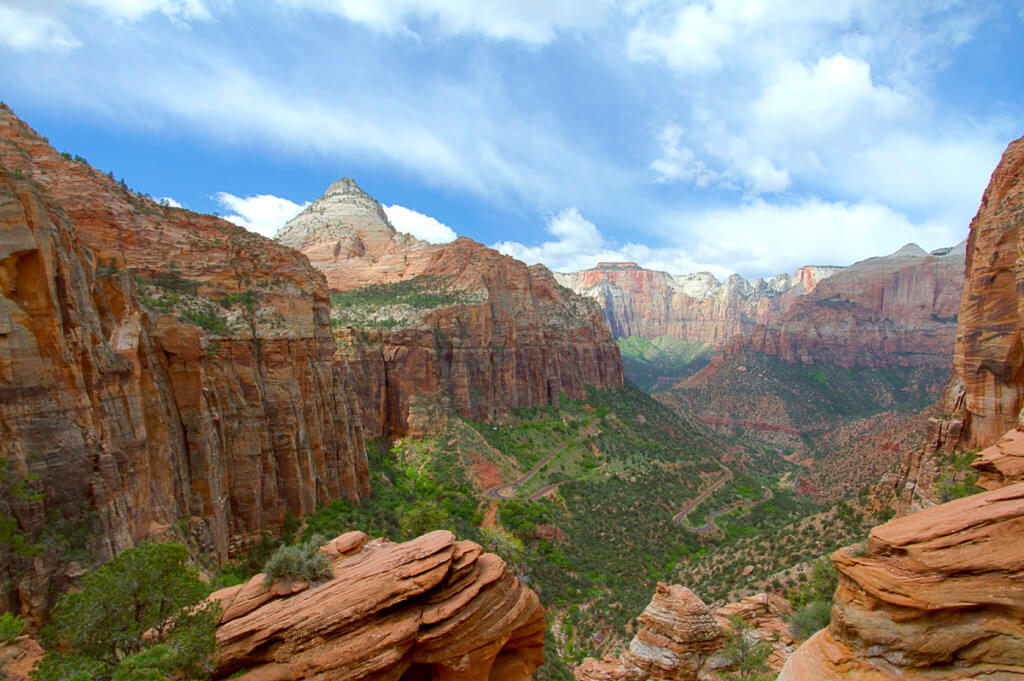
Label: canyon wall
xmin=950 ymin=135 xmax=1024 ymax=448
xmin=555 ymin=262 xmax=840 ymax=346
xmin=278 ymin=179 xmax=625 ymax=437
xmin=0 ymin=106 xmax=370 ymax=617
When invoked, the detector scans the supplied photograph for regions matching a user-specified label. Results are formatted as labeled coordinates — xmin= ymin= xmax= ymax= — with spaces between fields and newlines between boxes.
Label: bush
xmin=0 ymin=611 xmax=24 ymax=642
xmin=398 ymin=500 xmax=454 ymax=538
xmin=478 ymin=527 xmax=525 ymax=567
xmin=262 ymin=539 xmax=331 ymax=585
xmin=789 ymin=600 xmax=833 ymax=641
xmin=33 ymin=542 xmax=219 ymax=681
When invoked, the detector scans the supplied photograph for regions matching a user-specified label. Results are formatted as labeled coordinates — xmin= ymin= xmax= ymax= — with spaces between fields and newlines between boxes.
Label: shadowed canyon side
xmin=0 ymin=106 xmax=370 ymax=618
xmin=211 ymin=531 xmax=546 ymax=681
xmin=277 ymin=178 xmax=625 ymax=437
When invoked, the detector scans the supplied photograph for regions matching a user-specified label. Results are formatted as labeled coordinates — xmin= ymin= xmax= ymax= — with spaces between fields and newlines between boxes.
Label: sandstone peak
xmin=276 ymin=176 xmax=396 ymax=251
xmin=891 ymin=242 xmax=928 ymax=258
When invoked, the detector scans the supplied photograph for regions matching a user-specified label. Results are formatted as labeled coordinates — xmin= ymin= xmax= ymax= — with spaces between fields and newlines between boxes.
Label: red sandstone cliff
xmin=277 ymin=179 xmax=625 ymax=436
xmin=555 ymin=263 xmax=840 ymax=345
xmin=951 ymin=135 xmax=1024 ymax=448
xmin=0 ymin=106 xmax=370 ymax=618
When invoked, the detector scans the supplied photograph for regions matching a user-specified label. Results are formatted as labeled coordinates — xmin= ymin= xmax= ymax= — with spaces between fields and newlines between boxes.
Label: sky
xmin=1 ymin=1 xmax=1022 ymax=280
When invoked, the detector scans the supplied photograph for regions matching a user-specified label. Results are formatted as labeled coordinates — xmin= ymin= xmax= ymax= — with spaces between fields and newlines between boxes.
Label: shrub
xmin=33 ymin=542 xmax=219 ymax=681
xmin=478 ymin=527 xmax=525 ymax=566
xmin=0 ymin=612 xmax=24 ymax=642
xmin=261 ymin=539 xmax=331 ymax=585
xmin=398 ymin=500 xmax=454 ymax=538
xmin=789 ymin=600 xmax=833 ymax=641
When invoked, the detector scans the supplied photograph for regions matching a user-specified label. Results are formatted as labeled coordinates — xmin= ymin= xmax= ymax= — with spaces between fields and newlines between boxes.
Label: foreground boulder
xmin=779 ymin=481 xmax=1024 ymax=680
xmin=574 ymin=583 xmax=723 ymax=681
xmin=211 ymin=530 xmax=545 ymax=681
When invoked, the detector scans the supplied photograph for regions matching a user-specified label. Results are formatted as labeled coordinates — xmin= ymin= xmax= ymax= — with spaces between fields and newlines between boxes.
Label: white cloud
xmin=77 ymin=0 xmax=214 ymax=23
xmin=156 ymin=196 xmax=182 ymax=208
xmin=493 ymin=208 xmax=732 ymax=278
xmin=495 ymin=199 xmax=962 ymax=280
xmin=214 ymin=192 xmax=310 ymax=238
xmin=626 ymin=3 xmax=735 ymax=72
xmin=274 ymin=0 xmax=606 ymax=43
xmin=383 ymin=204 xmax=457 ymax=243
xmin=0 ymin=5 xmax=80 ymax=52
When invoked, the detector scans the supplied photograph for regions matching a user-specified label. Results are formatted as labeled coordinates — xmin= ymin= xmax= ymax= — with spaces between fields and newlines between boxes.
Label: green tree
xmin=721 ymin=614 xmax=772 ymax=680
xmin=398 ymin=500 xmax=454 ymax=538
xmin=478 ymin=526 xmax=525 ymax=567
xmin=33 ymin=542 xmax=219 ymax=681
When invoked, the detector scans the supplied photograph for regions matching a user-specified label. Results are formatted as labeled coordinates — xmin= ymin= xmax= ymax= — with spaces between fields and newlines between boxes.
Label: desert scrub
xmin=262 ymin=538 xmax=332 ymax=585
xmin=0 ymin=612 xmax=24 ymax=642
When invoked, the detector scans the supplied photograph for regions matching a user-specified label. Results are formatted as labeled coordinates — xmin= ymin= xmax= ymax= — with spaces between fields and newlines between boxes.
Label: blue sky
xmin=1 ymin=1 xmax=1022 ymax=279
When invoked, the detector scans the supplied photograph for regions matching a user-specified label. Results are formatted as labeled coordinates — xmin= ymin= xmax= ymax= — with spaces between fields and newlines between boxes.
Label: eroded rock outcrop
xmin=211 ymin=530 xmax=546 ymax=681
xmin=574 ymin=583 xmax=723 ymax=681
xmin=952 ymin=135 xmax=1024 ymax=448
xmin=278 ymin=179 xmax=625 ymax=436
xmin=0 ymin=106 xmax=369 ymax=617
xmin=780 ymin=480 xmax=1024 ymax=681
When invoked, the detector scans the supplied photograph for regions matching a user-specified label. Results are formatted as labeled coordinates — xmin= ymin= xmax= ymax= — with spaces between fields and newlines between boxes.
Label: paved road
xmin=677 ymin=484 xmax=773 ymax=533
xmin=671 ymin=459 xmax=733 ymax=525
xmin=482 ymin=444 xmax=568 ymax=499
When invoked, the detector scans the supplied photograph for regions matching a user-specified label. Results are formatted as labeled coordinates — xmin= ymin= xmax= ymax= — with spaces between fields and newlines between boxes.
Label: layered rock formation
xmin=555 ymin=263 xmax=840 ymax=345
xmin=721 ymin=242 xmax=965 ymax=369
xmin=574 ymin=583 xmax=723 ymax=681
xmin=780 ymin=479 xmax=1024 ymax=681
xmin=972 ymin=427 xmax=1024 ymax=490
xmin=0 ymin=106 xmax=369 ymax=616
xmin=951 ymin=135 xmax=1024 ymax=448
xmin=211 ymin=530 xmax=546 ymax=681
xmin=278 ymin=179 xmax=624 ymax=436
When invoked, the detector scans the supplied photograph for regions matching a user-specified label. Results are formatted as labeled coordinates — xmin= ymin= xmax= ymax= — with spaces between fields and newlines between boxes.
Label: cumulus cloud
xmin=492 ymin=208 xmax=731 ymax=278
xmin=0 ymin=5 xmax=80 ymax=52
xmin=273 ymin=0 xmax=607 ymax=43
xmin=214 ymin=192 xmax=310 ymax=238
xmin=155 ymin=196 xmax=182 ymax=208
xmin=495 ymin=200 xmax=961 ymax=281
xmin=78 ymin=0 xmax=215 ymax=23
xmin=383 ymin=204 xmax=457 ymax=243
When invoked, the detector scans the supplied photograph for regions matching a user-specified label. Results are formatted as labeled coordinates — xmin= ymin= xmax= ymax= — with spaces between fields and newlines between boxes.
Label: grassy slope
xmin=617 ymin=335 xmax=714 ymax=391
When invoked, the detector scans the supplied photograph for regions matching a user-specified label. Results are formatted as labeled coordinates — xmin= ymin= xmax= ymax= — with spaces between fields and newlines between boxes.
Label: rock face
xmin=278 ymin=179 xmax=625 ymax=436
xmin=211 ymin=530 xmax=546 ymax=681
xmin=574 ymin=583 xmax=723 ymax=681
xmin=972 ymin=427 xmax=1024 ymax=490
xmin=555 ymin=263 xmax=840 ymax=345
xmin=780 ymin=479 xmax=1024 ymax=681
xmin=951 ymin=135 xmax=1024 ymax=448
xmin=723 ymin=242 xmax=965 ymax=369
xmin=0 ymin=106 xmax=369 ymax=617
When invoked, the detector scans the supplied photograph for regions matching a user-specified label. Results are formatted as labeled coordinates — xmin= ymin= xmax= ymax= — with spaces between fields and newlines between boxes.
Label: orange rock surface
xmin=780 ymin=480 xmax=1024 ymax=681
xmin=953 ymin=136 xmax=1024 ymax=447
xmin=211 ymin=530 xmax=545 ymax=681
xmin=972 ymin=427 xmax=1024 ymax=490
xmin=278 ymin=179 xmax=624 ymax=436
xmin=574 ymin=583 xmax=724 ymax=681
xmin=0 ymin=105 xmax=369 ymax=616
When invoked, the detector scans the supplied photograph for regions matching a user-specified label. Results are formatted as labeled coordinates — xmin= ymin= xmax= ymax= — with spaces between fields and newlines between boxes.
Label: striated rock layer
xmin=952 ymin=135 xmax=1024 ymax=448
xmin=780 ymin=478 xmax=1024 ymax=681
xmin=574 ymin=583 xmax=723 ymax=681
xmin=0 ymin=106 xmax=369 ymax=617
xmin=555 ymin=263 xmax=840 ymax=346
xmin=211 ymin=530 xmax=546 ymax=681
xmin=278 ymin=179 xmax=624 ymax=436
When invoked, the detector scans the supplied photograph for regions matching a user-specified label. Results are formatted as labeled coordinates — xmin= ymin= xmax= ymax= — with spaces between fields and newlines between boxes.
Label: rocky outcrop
xmin=780 ymin=479 xmax=1024 ymax=681
xmin=278 ymin=179 xmax=624 ymax=436
xmin=211 ymin=530 xmax=546 ymax=681
xmin=952 ymin=136 xmax=1024 ymax=448
xmin=972 ymin=427 xmax=1024 ymax=490
xmin=0 ymin=105 xmax=369 ymax=617
xmin=574 ymin=583 xmax=724 ymax=681
xmin=555 ymin=262 xmax=840 ymax=345
xmin=714 ymin=593 xmax=795 ymax=672
xmin=723 ymin=242 xmax=965 ymax=369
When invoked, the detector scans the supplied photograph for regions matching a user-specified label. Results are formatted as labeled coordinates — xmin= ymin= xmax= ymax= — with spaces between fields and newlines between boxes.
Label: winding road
xmin=677 ymin=484 xmax=773 ymax=533
xmin=483 ymin=445 xmax=568 ymax=499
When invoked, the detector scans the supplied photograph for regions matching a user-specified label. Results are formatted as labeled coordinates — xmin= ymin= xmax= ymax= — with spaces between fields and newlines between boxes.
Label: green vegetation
xmin=720 ymin=614 xmax=772 ymax=680
xmin=616 ymin=335 xmax=714 ymax=391
xmin=33 ymin=542 xmax=219 ymax=681
xmin=0 ymin=612 xmax=25 ymax=642
xmin=935 ymin=451 xmax=983 ymax=501
xmin=330 ymin=275 xmax=475 ymax=329
xmin=261 ymin=539 xmax=332 ymax=585
xmin=785 ymin=557 xmax=839 ymax=640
